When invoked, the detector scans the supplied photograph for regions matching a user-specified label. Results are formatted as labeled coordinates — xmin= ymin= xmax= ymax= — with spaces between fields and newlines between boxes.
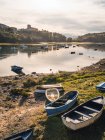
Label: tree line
xmin=0 ymin=23 xmax=72 ymax=43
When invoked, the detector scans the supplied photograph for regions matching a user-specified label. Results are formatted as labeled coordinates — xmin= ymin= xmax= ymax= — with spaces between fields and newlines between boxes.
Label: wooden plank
xmin=66 ymin=117 xmax=82 ymax=123
xmin=104 ymin=97 xmax=105 ymax=105
xmin=83 ymin=106 xmax=99 ymax=113
xmin=74 ymin=111 xmax=91 ymax=118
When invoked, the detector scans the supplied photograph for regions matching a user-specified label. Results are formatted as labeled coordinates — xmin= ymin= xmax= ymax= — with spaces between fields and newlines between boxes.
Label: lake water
xmin=0 ymin=43 xmax=105 ymax=76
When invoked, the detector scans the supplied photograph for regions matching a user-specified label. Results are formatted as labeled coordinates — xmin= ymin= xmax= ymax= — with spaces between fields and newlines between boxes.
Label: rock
xmin=71 ymin=51 xmax=75 ymax=54
xmin=79 ymin=53 xmax=83 ymax=55
xmin=31 ymin=72 xmax=36 ymax=75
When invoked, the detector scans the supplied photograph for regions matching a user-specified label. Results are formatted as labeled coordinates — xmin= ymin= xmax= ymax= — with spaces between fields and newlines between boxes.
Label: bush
xmin=10 ymin=88 xmax=30 ymax=97
xmin=23 ymin=78 xmax=36 ymax=88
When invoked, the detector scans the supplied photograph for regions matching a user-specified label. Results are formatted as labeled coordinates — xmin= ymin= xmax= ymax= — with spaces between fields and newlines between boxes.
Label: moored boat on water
xmin=65 ymin=45 xmax=69 ymax=48
xmin=4 ymin=128 xmax=33 ymax=140
xmin=61 ymin=96 xmax=104 ymax=130
xmin=45 ymin=90 xmax=78 ymax=117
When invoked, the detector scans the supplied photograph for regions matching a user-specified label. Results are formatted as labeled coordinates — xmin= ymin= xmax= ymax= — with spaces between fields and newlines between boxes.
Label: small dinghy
xmin=35 ymin=84 xmax=64 ymax=94
xmin=65 ymin=45 xmax=69 ymax=48
xmin=4 ymin=128 xmax=33 ymax=140
xmin=11 ymin=65 xmax=24 ymax=74
xmin=45 ymin=91 xmax=78 ymax=117
xmin=45 ymin=88 xmax=60 ymax=102
xmin=96 ymin=82 xmax=105 ymax=92
xmin=61 ymin=96 xmax=104 ymax=130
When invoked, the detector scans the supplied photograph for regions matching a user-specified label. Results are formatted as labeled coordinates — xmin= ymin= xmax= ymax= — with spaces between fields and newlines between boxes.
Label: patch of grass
xmin=10 ymin=88 xmax=30 ymax=97
xmin=23 ymin=78 xmax=37 ymax=88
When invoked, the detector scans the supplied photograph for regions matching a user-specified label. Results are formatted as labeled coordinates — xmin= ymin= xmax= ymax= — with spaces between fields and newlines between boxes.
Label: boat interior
xmin=49 ymin=91 xmax=77 ymax=107
xmin=102 ymin=83 xmax=105 ymax=88
xmin=65 ymin=98 xmax=103 ymax=123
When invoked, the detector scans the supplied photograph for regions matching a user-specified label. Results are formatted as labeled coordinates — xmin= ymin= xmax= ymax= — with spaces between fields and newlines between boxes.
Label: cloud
xmin=0 ymin=0 xmax=6 ymax=5
xmin=37 ymin=14 xmax=105 ymax=34
xmin=0 ymin=0 xmax=105 ymax=35
xmin=37 ymin=14 xmax=85 ymax=30
xmin=93 ymin=0 xmax=105 ymax=7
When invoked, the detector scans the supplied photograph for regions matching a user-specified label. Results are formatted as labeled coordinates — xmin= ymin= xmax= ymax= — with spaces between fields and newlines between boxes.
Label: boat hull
xmin=4 ymin=129 xmax=33 ymax=140
xmin=45 ymin=91 xmax=78 ymax=117
xmin=96 ymin=87 xmax=105 ymax=92
xmin=46 ymin=97 xmax=77 ymax=117
xmin=61 ymin=96 xmax=104 ymax=130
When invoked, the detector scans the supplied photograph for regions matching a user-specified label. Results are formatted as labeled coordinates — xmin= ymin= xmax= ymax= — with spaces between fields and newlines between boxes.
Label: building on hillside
xmin=27 ymin=24 xmax=31 ymax=29
xmin=27 ymin=24 xmax=38 ymax=31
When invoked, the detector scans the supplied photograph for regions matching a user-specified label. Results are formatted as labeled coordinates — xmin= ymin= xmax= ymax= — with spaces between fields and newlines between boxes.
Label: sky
xmin=0 ymin=0 xmax=105 ymax=35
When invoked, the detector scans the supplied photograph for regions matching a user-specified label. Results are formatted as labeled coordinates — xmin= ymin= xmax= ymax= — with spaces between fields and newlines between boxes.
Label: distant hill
xmin=0 ymin=24 xmax=66 ymax=43
xmin=64 ymin=33 xmax=77 ymax=39
xmin=76 ymin=32 xmax=105 ymax=42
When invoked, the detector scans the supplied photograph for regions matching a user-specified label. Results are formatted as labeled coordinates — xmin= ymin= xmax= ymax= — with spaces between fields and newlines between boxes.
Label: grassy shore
xmin=0 ymin=59 xmax=105 ymax=140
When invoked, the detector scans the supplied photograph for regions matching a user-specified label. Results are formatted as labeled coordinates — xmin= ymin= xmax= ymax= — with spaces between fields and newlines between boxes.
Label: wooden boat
xmin=45 ymin=91 xmax=78 ymax=117
xmin=35 ymin=84 xmax=64 ymax=94
xmin=4 ymin=128 xmax=33 ymax=140
xmin=71 ymin=52 xmax=75 ymax=54
xmin=79 ymin=53 xmax=83 ymax=55
xmin=11 ymin=65 xmax=24 ymax=74
xmin=61 ymin=96 xmax=104 ymax=130
xmin=11 ymin=65 xmax=23 ymax=72
xmin=45 ymin=88 xmax=60 ymax=102
xmin=65 ymin=45 xmax=69 ymax=48
xmin=96 ymin=82 xmax=105 ymax=92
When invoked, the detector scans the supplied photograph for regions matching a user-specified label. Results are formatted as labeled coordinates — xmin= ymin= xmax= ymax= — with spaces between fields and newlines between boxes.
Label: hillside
xmin=0 ymin=24 xmax=66 ymax=43
xmin=76 ymin=32 xmax=105 ymax=42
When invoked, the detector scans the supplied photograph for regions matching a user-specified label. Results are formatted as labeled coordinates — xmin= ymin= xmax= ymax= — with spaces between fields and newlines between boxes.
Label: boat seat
xmin=55 ymin=101 xmax=65 ymax=105
xmin=58 ymin=99 xmax=68 ymax=102
xmin=83 ymin=106 xmax=100 ymax=113
xmin=46 ymin=106 xmax=55 ymax=109
xmin=74 ymin=111 xmax=91 ymax=118
xmin=66 ymin=117 xmax=82 ymax=123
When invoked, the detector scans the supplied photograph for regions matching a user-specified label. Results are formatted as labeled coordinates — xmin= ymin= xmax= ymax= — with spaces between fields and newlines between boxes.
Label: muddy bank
xmin=81 ymin=58 xmax=105 ymax=72
xmin=0 ymin=73 xmax=47 ymax=139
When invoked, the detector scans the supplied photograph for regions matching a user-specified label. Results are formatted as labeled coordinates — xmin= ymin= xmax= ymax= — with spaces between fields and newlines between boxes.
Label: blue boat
xmin=4 ymin=128 xmax=33 ymax=140
xmin=96 ymin=82 xmax=105 ymax=92
xmin=11 ymin=65 xmax=24 ymax=74
xmin=45 ymin=91 xmax=78 ymax=117
xmin=11 ymin=65 xmax=23 ymax=71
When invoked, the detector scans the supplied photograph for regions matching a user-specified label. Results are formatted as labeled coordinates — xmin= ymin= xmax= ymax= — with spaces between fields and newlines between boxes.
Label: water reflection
xmin=79 ymin=43 xmax=105 ymax=52
xmin=0 ymin=43 xmax=105 ymax=76
xmin=0 ymin=46 xmax=18 ymax=60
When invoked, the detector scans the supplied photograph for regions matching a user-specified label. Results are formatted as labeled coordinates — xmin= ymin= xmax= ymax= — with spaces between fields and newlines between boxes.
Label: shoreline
xmin=0 ymin=42 xmax=105 ymax=46
xmin=0 ymin=58 xmax=105 ymax=78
